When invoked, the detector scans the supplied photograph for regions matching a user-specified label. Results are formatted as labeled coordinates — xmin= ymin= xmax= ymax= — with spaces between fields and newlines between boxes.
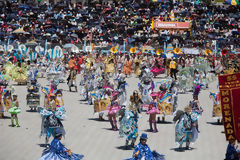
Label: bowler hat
xmin=140 ymin=133 xmax=148 ymax=140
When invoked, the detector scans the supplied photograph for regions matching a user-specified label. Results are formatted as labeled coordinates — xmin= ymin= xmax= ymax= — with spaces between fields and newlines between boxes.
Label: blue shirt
xmin=133 ymin=143 xmax=154 ymax=160
xmin=225 ymin=143 xmax=238 ymax=160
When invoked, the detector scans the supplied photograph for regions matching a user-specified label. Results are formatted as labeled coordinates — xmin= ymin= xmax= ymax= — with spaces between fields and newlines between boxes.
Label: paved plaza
xmin=0 ymin=75 xmax=228 ymax=160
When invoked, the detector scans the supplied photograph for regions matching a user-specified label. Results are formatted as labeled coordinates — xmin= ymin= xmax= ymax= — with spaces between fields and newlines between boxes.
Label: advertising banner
xmin=152 ymin=21 xmax=191 ymax=29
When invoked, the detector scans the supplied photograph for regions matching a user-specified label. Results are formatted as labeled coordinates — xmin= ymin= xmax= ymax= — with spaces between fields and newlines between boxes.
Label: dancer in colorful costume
xmin=5 ymin=62 xmax=28 ymax=84
xmin=129 ymin=91 xmax=143 ymax=122
xmin=40 ymin=106 xmax=65 ymax=144
xmin=189 ymin=95 xmax=203 ymax=132
xmin=9 ymin=93 xmax=21 ymax=127
xmin=123 ymin=55 xmax=133 ymax=77
xmin=39 ymin=129 xmax=84 ymax=160
xmin=126 ymin=133 xmax=165 ymax=160
xmin=37 ymin=55 xmax=47 ymax=78
xmin=151 ymin=61 xmax=165 ymax=78
xmin=174 ymin=106 xmax=199 ymax=150
xmin=209 ymin=92 xmax=222 ymax=124
xmin=115 ymin=71 xmax=127 ymax=106
xmin=169 ymin=81 xmax=178 ymax=113
xmin=134 ymin=59 xmax=141 ymax=77
xmin=139 ymin=67 xmax=154 ymax=106
xmin=55 ymin=90 xmax=66 ymax=120
xmin=40 ymin=86 xmax=66 ymax=143
xmin=67 ymin=67 xmax=77 ymax=92
xmin=225 ymin=139 xmax=240 ymax=160
xmin=147 ymin=94 xmax=160 ymax=133
xmin=27 ymin=80 xmax=40 ymax=111
xmin=0 ymin=86 xmax=5 ymax=118
xmin=104 ymin=56 xmax=115 ymax=76
xmin=107 ymin=100 xmax=121 ymax=131
xmin=155 ymin=80 xmax=173 ymax=122
xmin=119 ymin=106 xmax=138 ymax=149
xmin=26 ymin=68 xmax=40 ymax=111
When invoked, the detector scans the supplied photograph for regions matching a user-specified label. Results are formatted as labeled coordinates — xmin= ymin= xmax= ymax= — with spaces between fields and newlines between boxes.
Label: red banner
xmin=152 ymin=21 xmax=191 ymax=29
xmin=219 ymin=73 xmax=240 ymax=142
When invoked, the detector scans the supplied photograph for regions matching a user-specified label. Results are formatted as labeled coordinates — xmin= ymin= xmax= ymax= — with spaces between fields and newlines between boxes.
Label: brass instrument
xmin=156 ymin=49 xmax=163 ymax=56
xmin=204 ymin=49 xmax=212 ymax=56
xmin=173 ymin=48 xmax=181 ymax=54
xmin=130 ymin=47 xmax=137 ymax=54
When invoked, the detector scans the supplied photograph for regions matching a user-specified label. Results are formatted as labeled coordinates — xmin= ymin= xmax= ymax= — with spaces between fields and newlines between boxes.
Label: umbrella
xmin=19 ymin=5 xmax=30 ymax=10
xmin=44 ymin=33 xmax=51 ymax=36
xmin=13 ymin=28 xmax=29 ymax=34
xmin=63 ymin=43 xmax=77 ymax=49
xmin=69 ymin=27 xmax=78 ymax=31
xmin=51 ymin=34 xmax=58 ymax=39
xmin=25 ymin=40 xmax=38 ymax=46
xmin=70 ymin=34 xmax=78 ymax=38
xmin=7 ymin=28 xmax=12 ymax=32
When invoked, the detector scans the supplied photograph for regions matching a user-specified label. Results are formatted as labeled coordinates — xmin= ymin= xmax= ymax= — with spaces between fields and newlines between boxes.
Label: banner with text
xmin=152 ymin=21 xmax=191 ymax=30
xmin=219 ymin=73 xmax=240 ymax=142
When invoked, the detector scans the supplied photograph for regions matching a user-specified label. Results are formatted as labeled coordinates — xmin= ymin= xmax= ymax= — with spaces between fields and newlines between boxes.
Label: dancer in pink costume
xmin=146 ymin=94 xmax=160 ymax=133
xmin=107 ymin=100 xmax=121 ymax=131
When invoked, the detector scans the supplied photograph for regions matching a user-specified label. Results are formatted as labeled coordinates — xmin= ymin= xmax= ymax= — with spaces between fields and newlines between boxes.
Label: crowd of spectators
xmin=0 ymin=0 xmax=239 ymax=51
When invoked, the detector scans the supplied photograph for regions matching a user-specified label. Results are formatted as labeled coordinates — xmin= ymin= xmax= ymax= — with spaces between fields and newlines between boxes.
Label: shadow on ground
xmin=206 ymin=122 xmax=222 ymax=126
xmin=26 ymin=109 xmax=38 ymax=112
xmin=102 ymin=127 xmax=115 ymax=131
xmin=157 ymin=121 xmax=173 ymax=124
xmin=88 ymin=118 xmax=108 ymax=122
xmin=170 ymin=147 xmax=196 ymax=152
xmin=37 ymin=144 xmax=49 ymax=148
xmin=116 ymin=145 xmax=134 ymax=150
xmin=1 ymin=116 xmax=11 ymax=119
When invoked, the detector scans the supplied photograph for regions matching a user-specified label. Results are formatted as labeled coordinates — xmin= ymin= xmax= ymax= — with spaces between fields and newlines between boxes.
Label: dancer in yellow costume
xmin=104 ymin=56 xmax=115 ymax=74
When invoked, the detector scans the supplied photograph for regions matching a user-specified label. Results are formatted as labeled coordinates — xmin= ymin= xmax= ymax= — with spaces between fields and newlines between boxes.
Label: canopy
xmin=13 ymin=28 xmax=29 ymax=34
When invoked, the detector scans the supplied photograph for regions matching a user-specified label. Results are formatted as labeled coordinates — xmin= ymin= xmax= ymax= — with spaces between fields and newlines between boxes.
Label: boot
xmin=131 ymin=138 xmax=136 ymax=148
xmin=113 ymin=120 xmax=118 ymax=131
xmin=153 ymin=120 xmax=158 ymax=133
xmin=179 ymin=143 xmax=183 ymax=150
xmin=15 ymin=117 xmax=20 ymax=127
xmin=196 ymin=123 xmax=200 ymax=133
xmin=11 ymin=117 xmax=14 ymax=127
xmin=109 ymin=119 xmax=114 ymax=130
xmin=186 ymin=141 xmax=190 ymax=150
xmin=148 ymin=120 xmax=153 ymax=132
xmin=99 ymin=115 xmax=104 ymax=121
xmin=75 ymin=86 xmax=78 ymax=92
xmin=45 ymin=137 xmax=49 ymax=144
xmin=125 ymin=140 xmax=129 ymax=150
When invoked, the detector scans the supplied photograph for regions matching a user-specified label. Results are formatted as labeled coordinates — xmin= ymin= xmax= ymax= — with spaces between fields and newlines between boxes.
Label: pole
xmin=84 ymin=38 xmax=86 ymax=52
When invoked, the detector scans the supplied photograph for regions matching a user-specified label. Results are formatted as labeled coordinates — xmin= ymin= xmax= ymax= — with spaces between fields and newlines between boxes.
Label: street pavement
xmin=0 ymin=74 xmax=229 ymax=160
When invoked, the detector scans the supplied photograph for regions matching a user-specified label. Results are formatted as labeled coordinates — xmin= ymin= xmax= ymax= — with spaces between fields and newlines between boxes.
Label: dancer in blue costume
xmin=119 ymin=107 xmax=138 ymax=149
xmin=225 ymin=139 xmax=240 ymax=160
xmin=39 ymin=129 xmax=84 ymax=160
xmin=174 ymin=106 xmax=199 ymax=150
xmin=126 ymin=133 xmax=165 ymax=160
